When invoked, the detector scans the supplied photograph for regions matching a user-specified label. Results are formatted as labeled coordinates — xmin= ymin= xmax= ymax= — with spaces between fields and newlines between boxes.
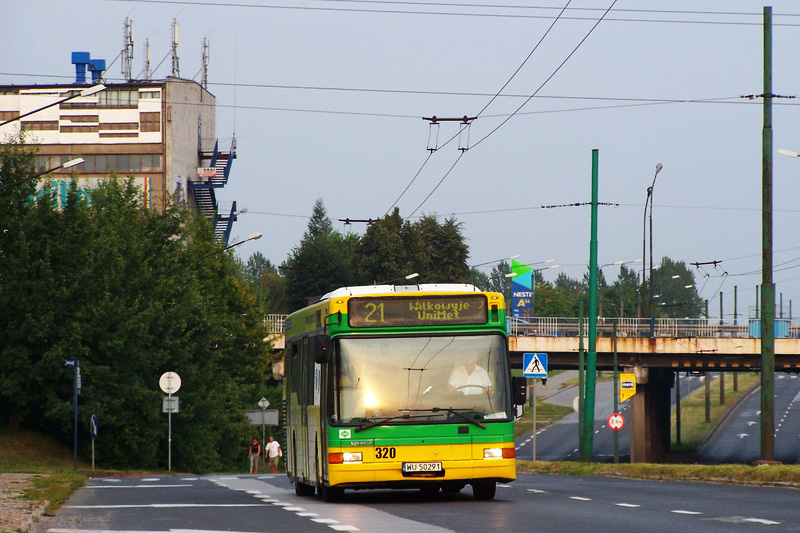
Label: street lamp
xmin=0 ymin=84 xmax=106 ymax=128
xmin=469 ymin=254 xmax=520 ymax=285
xmin=0 ymin=157 xmax=85 ymax=193
xmin=531 ymin=264 xmax=559 ymax=317
xmin=199 ymin=232 xmax=262 ymax=260
xmin=376 ymin=272 xmax=419 ymax=285
xmin=642 ymin=163 xmax=663 ymax=336
xmin=599 ymin=259 xmax=641 ymax=317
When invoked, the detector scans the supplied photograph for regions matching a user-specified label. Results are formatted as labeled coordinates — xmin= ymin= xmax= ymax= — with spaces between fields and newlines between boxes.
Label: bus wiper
xmin=356 ymin=413 xmax=433 ymax=432
xmin=406 ymin=407 xmax=485 ymax=429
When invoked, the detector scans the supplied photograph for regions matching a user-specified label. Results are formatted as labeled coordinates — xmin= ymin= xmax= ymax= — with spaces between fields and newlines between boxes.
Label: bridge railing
xmin=509 ymin=316 xmax=800 ymax=339
xmin=263 ymin=313 xmax=800 ymax=339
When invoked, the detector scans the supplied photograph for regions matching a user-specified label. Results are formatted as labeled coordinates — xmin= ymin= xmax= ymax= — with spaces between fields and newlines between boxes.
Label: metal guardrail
xmin=508 ymin=316 xmax=800 ymax=339
xmin=263 ymin=314 xmax=800 ymax=339
xmin=265 ymin=314 xmax=286 ymax=334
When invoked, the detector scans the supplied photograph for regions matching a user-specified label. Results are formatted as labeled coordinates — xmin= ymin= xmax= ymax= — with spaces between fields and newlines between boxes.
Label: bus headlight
xmin=342 ymin=452 xmax=363 ymax=464
xmin=484 ymin=448 xmax=514 ymax=459
xmin=484 ymin=448 xmax=503 ymax=459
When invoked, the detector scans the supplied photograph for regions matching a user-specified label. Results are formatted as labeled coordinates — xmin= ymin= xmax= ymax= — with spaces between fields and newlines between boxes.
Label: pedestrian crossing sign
xmin=522 ymin=352 xmax=548 ymax=378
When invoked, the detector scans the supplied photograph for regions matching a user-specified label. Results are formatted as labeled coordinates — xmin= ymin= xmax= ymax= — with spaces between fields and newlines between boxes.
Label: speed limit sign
xmin=607 ymin=413 xmax=625 ymax=431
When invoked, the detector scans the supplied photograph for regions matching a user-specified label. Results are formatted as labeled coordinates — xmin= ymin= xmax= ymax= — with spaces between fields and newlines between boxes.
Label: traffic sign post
xmin=160 ymin=372 xmax=181 ymax=472
xmin=522 ymin=353 xmax=547 ymax=462
xmin=90 ymin=414 xmax=98 ymax=471
xmin=258 ymin=397 xmax=270 ymax=458
xmin=607 ymin=412 xmax=625 ymax=431
xmin=65 ymin=360 xmax=79 ymax=472
xmin=523 ymin=353 xmax=548 ymax=378
xmin=619 ymin=373 xmax=636 ymax=403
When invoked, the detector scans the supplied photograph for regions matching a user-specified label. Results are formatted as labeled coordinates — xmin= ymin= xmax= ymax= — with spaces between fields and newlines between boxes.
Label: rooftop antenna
xmin=143 ymin=38 xmax=151 ymax=80
xmin=122 ymin=17 xmax=135 ymax=80
xmin=201 ymin=38 xmax=209 ymax=89
xmin=171 ymin=18 xmax=180 ymax=77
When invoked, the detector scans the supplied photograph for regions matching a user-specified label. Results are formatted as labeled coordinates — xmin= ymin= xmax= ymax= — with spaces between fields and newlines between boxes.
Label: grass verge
xmin=517 ymin=460 xmax=800 ymax=487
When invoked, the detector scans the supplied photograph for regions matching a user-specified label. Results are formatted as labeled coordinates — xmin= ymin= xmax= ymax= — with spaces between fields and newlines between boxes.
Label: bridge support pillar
xmin=628 ymin=367 xmax=674 ymax=463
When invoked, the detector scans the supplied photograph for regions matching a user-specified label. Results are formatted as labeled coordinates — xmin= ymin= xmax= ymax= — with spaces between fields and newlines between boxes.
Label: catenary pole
xmin=760 ymin=5 xmax=775 ymax=462
xmin=581 ymin=149 xmax=599 ymax=461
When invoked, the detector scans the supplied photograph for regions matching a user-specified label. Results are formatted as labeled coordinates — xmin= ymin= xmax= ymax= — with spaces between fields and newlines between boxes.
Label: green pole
xmin=581 ymin=149 xmax=599 ymax=461
xmin=578 ymin=302 xmax=585 ymax=456
xmin=612 ymin=321 xmax=619 ymax=464
xmin=761 ymin=5 xmax=775 ymax=462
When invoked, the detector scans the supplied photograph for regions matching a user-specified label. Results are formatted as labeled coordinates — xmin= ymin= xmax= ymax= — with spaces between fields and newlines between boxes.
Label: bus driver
xmin=446 ymin=355 xmax=492 ymax=395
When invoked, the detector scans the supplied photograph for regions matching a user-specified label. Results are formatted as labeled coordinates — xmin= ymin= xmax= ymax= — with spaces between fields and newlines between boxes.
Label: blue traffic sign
xmin=522 ymin=352 xmax=548 ymax=378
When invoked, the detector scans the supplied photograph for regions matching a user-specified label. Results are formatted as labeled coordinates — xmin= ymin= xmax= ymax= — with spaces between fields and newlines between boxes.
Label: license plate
xmin=402 ymin=462 xmax=443 ymax=473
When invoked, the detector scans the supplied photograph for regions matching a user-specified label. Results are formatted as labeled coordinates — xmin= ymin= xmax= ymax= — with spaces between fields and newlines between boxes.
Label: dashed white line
xmin=671 ymin=510 xmax=702 ymax=515
xmin=570 ymin=496 xmax=591 ymax=501
xmin=312 ymin=518 xmax=340 ymax=524
xmin=615 ymin=503 xmax=640 ymax=508
xmin=744 ymin=518 xmax=781 ymax=525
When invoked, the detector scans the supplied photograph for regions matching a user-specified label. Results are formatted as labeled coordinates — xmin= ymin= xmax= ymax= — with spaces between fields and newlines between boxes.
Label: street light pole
xmin=199 ymin=232 xmax=263 ymax=260
xmin=0 ymin=157 xmax=85 ymax=193
xmin=0 ymin=84 xmax=105 ymax=127
xmin=647 ymin=163 xmax=663 ymax=337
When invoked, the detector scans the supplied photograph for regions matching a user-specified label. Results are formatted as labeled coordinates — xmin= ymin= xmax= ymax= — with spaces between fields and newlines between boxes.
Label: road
xmin=699 ymin=373 xmax=800 ymax=464
xmin=517 ymin=372 xmax=707 ymax=461
xmin=37 ymin=472 xmax=798 ymax=533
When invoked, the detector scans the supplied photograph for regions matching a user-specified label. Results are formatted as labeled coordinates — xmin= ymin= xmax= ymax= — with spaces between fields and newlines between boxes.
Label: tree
xmin=245 ymin=251 xmax=272 ymax=283
xmin=353 ymin=210 xmax=471 ymax=286
xmin=0 ymin=141 xmax=271 ymax=472
xmin=283 ymin=199 xmax=358 ymax=311
xmin=650 ymin=257 xmax=704 ymax=318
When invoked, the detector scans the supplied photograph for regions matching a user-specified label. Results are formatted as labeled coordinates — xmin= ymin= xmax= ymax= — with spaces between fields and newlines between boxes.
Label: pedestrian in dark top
xmin=248 ymin=438 xmax=261 ymax=474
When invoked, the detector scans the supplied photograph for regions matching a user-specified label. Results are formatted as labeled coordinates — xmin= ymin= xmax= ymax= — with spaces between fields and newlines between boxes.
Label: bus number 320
xmin=375 ymin=446 xmax=396 ymax=459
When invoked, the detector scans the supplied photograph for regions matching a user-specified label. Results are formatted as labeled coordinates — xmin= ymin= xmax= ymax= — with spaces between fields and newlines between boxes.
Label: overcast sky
xmin=5 ymin=0 xmax=800 ymax=321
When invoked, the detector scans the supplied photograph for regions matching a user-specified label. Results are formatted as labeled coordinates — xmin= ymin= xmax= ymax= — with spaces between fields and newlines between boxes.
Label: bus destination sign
xmin=349 ymin=295 xmax=488 ymax=327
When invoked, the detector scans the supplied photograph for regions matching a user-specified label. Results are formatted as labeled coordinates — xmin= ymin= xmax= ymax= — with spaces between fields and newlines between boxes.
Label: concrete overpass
xmin=266 ymin=314 xmax=800 ymax=462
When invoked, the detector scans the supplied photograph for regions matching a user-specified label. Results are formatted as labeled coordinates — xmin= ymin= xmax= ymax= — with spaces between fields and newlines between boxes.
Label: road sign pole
xmin=613 ymin=322 xmax=619 ymax=464
xmin=168 ymin=392 xmax=172 ymax=472
xmin=532 ymin=378 xmax=536 ymax=462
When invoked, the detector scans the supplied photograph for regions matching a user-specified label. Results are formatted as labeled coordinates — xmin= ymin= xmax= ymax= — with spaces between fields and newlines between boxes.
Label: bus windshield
xmin=333 ymin=335 xmax=510 ymax=425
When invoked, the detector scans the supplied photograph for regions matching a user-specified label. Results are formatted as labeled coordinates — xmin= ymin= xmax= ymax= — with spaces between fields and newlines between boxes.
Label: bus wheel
xmin=471 ymin=481 xmax=496 ymax=501
xmin=320 ymin=485 xmax=344 ymax=502
xmin=295 ymin=480 xmax=316 ymax=497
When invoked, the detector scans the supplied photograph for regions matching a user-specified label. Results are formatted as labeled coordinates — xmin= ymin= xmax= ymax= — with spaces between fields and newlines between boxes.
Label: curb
xmin=17 ymin=500 xmax=49 ymax=533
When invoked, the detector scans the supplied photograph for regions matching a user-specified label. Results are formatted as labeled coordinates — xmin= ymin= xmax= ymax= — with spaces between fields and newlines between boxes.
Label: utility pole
xmin=581 ymin=149 xmax=599 ymax=461
xmin=760 ymin=6 xmax=775 ymax=462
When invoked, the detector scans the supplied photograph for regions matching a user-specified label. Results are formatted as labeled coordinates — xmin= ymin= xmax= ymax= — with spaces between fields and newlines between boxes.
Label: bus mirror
xmin=314 ymin=336 xmax=329 ymax=364
xmin=512 ymin=376 xmax=527 ymax=406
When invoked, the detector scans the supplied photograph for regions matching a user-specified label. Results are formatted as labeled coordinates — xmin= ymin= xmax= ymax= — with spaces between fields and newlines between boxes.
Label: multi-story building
xmin=0 ymin=69 xmax=239 ymax=243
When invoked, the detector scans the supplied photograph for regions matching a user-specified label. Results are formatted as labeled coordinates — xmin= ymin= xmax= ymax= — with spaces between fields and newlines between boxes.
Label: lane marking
xmin=744 ymin=518 xmax=781 ymax=525
xmin=671 ymin=510 xmax=702 ymax=515
xmin=526 ymin=489 xmax=546 ymax=493
xmin=85 ymin=485 xmax=193 ymax=489
xmin=570 ymin=496 xmax=591 ymax=501
xmin=284 ymin=506 xmax=306 ymax=511
xmin=66 ymin=504 xmax=268 ymax=509
xmin=311 ymin=518 xmax=340 ymax=524
xmin=297 ymin=512 xmax=319 ymax=517
xmin=140 ymin=478 xmax=160 ymax=482
xmin=615 ymin=503 xmax=640 ymax=508
xmin=330 ymin=526 xmax=360 ymax=531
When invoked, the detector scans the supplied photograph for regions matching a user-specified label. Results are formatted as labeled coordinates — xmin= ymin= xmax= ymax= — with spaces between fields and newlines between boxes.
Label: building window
xmin=99 ymin=122 xmax=139 ymax=130
xmin=61 ymin=115 xmax=99 ymax=123
xmin=22 ymin=121 xmax=59 ymax=131
xmin=0 ymin=110 xmax=20 ymax=121
xmin=98 ymin=89 xmax=139 ymax=108
xmin=60 ymin=125 xmax=100 ymax=133
xmin=140 ymin=112 xmax=161 ymax=132
xmin=140 ymin=90 xmax=161 ymax=99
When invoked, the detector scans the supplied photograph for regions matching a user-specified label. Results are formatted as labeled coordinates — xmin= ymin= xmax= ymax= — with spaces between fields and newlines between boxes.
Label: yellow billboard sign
xmin=620 ymin=373 xmax=636 ymax=403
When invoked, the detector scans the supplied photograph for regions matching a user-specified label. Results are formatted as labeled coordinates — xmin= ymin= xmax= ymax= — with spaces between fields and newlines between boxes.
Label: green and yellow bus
xmin=284 ymin=283 xmax=524 ymax=501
